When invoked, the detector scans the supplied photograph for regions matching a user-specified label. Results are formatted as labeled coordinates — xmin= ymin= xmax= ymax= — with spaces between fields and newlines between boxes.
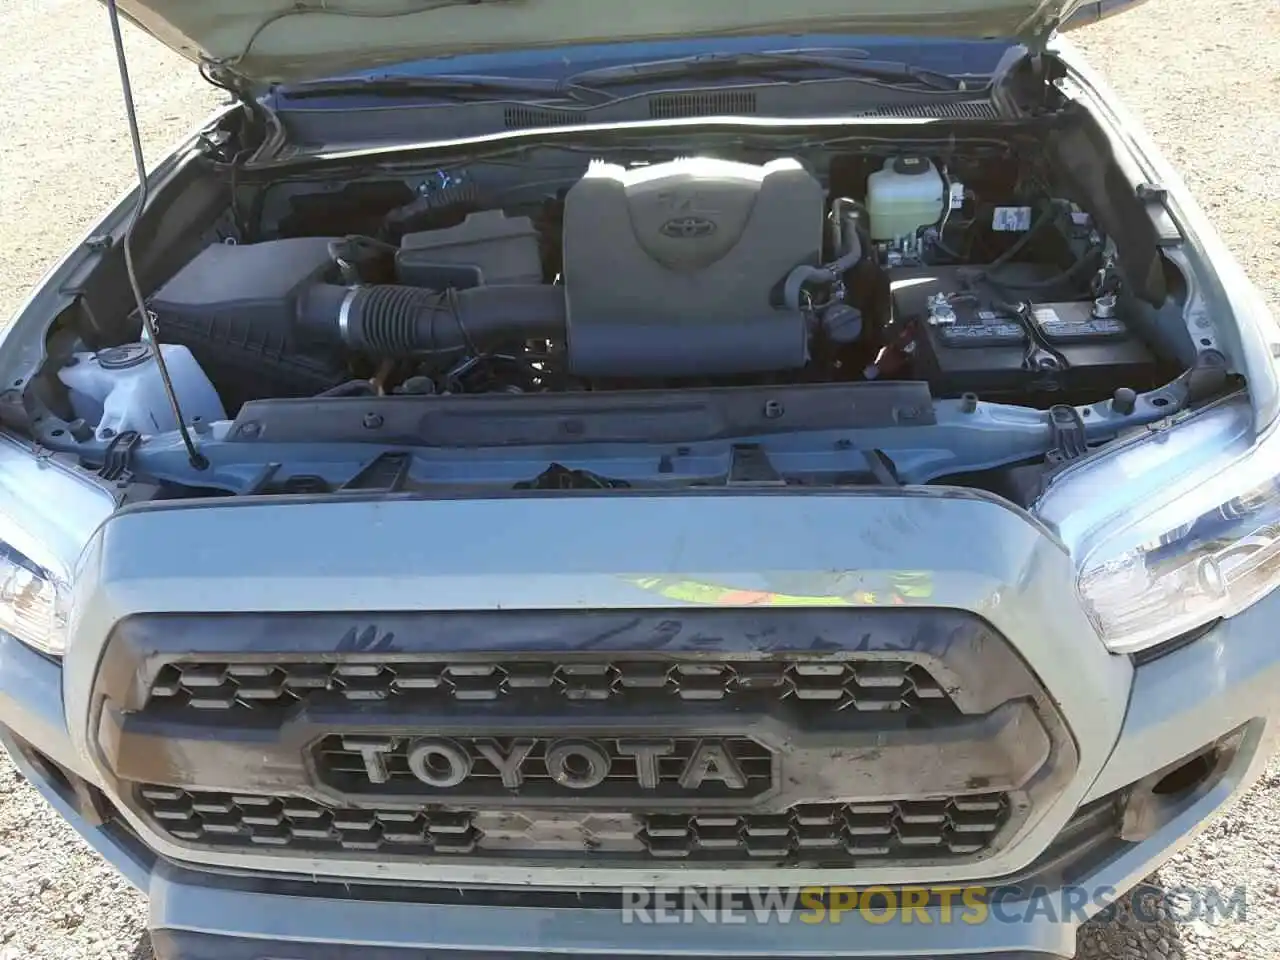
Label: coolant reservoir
xmin=866 ymin=157 xmax=946 ymax=242
xmin=58 ymin=342 xmax=225 ymax=439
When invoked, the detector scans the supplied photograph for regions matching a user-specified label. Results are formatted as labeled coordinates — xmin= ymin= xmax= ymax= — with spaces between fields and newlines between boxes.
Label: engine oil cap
xmin=97 ymin=342 xmax=153 ymax=369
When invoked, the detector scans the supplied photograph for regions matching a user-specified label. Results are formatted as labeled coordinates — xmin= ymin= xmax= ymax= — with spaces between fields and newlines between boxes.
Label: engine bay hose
xmin=782 ymin=243 xmax=864 ymax=311
xmin=299 ymin=283 xmax=567 ymax=355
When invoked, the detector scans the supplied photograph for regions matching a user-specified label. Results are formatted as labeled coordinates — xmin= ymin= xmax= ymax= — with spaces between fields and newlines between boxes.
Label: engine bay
xmin=111 ymin=142 xmax=1179 ymax=409
xmin=21 ymin=123 xmax=1226 ymax=498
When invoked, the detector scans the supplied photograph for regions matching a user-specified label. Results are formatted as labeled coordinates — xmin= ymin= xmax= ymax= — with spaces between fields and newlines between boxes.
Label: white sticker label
xmin=992 ymin=206 xmax=1033 ymax=232
xmin=1032 ymin=306 xmax=1058 ymax=325
xmin=949 ymin=181 xmax=966 ymax=210
xmin=977 ymin=309 xmax=999 ymax=321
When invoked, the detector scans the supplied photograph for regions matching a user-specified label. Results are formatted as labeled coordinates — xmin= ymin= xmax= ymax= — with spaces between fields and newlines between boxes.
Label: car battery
xmin=887 ymin=265 xmax=1161 ymax=401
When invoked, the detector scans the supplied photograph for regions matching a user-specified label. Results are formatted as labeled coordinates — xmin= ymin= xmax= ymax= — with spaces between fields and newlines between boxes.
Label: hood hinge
xmin=200 ymin=58 xmax=257 ymax=98
xmin=1025 ymin=10 xmax=1061 ymax=57
xmin=1028 ymin=50 xmax=1045 ymax=85
xmin=1022 ymin=29 xmax=1059 ymax=113
xmin=199 ymin=57 xmax=278 ymax=158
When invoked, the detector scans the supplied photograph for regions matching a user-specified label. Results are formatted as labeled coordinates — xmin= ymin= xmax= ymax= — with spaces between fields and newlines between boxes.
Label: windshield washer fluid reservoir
xmin=866 ymin=157 xmax=946 ymax=242
xmin=58 ymin=342 xmax=225 ymax=439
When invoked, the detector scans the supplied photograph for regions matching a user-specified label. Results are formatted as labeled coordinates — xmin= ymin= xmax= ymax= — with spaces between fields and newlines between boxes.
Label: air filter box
xmin=145 ymin=237 xmax=349 ymax=410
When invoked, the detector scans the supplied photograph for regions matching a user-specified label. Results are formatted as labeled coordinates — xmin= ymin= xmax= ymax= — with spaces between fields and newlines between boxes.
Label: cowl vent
xmin=862 ymin=101 xmax=1000 ymax=120
xmin=503 ymin=106 xmax=582 ymax=129
xmin=649 ymin=90 xmax=757 ymax=119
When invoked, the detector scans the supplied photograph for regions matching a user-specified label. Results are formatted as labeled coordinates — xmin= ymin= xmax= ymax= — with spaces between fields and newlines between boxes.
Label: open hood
xmin=110 ymin=0 xmax=1083 ymax=86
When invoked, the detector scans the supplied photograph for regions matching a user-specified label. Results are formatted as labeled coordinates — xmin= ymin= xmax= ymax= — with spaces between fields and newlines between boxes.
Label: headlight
xmin=0 ymin=540 xmax=70 ymax=657
xmin=1038 ymin=396 xmax=1280 ymax=654
xmin=0 ymin=435 xmax=114 ymax=659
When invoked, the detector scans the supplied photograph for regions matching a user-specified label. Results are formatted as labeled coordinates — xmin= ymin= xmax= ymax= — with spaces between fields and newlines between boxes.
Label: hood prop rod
xmin=105 ymin=0 xmax=208 ymax=471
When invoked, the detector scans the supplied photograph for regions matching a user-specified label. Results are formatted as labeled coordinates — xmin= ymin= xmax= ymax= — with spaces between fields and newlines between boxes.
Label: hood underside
xmin=109 ymin=0 xmax=1078 ymax=86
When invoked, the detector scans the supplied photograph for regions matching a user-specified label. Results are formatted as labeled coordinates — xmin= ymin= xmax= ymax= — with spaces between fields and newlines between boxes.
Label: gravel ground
xmin=0 ymin=0 xmax=1277 ymax=957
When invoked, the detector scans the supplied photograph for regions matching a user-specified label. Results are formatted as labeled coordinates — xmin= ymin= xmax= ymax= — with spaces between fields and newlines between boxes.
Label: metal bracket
xmin=728 ymin=444 xmax=785 ymax=486
xmin=98 ymin=430 xmax=142 ymax=483
xmin=339 ymin=451 xmax=412 ymax=493
xmin=1184 ymin=349 xmax=1230 ymax=403
xmin=1135 ymin=182 xmax=1168 ymax=203
xmin=862 ymin=449 xmax=901 ymax=487
xmin=1045 ymin=405 xmax=1087 ymax=467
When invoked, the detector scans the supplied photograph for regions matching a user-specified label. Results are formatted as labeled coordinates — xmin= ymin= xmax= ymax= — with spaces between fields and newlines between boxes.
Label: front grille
xmin=137 ymin=785 xmax=1010 ymax=864
xmin=99 ymin=609 xmax=1075 ymax=876
xmin=145 ymin=656 xmax=954 ymax=715
xmin=316 ymin=735 xmax=774 ymax=800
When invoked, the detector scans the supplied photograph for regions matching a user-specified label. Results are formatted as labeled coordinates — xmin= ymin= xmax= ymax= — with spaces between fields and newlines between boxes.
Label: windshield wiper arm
xmin=277 ymin=74 xmax=609 ymax=105
xmin=569 ymin=50 xmax=973 ymax=93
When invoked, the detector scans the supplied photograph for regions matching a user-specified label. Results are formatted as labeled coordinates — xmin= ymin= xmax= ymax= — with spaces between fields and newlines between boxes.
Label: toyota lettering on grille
xmin=344 ymin=736 xmax=752 ymax=791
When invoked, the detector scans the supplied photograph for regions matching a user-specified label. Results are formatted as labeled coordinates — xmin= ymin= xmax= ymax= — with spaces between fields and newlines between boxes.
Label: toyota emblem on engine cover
xmin=660 ymin=216 xmax=717 ymax=239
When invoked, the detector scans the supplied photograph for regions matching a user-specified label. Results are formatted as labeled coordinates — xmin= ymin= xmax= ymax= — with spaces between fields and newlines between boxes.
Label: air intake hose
xmin=299 ymin=283 xmax=567 ymax=355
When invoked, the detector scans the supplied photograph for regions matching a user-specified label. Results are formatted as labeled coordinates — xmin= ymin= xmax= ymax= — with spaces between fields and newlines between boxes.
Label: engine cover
xmin=562 ymin=157 xmax=824 ymax=378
